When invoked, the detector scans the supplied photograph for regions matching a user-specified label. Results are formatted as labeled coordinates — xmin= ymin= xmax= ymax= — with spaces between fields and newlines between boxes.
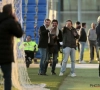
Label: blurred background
xmin=48 ymin=0 xmax=100 ymax=30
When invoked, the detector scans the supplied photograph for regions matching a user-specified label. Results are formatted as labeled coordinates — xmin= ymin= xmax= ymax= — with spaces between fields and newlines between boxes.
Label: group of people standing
xmin=38 ymin=19 xmax=62 ymax=75
xmin=0 ymin=3 xmax=100 ymax=90
xmin=75 ymin=21 xmax=100 ymax=64
xmin=38 ymin=16 xmax=100 ymax=77
xmin=38 ymin=19 xmax=79 ymax=76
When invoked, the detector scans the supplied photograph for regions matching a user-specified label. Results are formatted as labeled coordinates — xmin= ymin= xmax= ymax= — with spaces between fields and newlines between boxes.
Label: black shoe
xmin=51 ymin=72 xmax=56 ymax=75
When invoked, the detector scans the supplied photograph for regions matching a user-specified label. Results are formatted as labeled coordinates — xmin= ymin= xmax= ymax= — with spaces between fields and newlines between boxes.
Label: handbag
xmin=49 ymin=34 xmax=55 ymax=46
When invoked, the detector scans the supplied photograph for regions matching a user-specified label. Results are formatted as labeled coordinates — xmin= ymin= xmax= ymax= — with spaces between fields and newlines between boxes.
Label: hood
xmin=0 ymin=12 xmax=11 ymax=24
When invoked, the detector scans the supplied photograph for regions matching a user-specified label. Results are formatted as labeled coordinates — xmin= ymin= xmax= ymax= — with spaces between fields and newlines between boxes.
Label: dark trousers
xmin=44 ymin=45 xmax=58 ymax=74
xmin=77 ymin=43 xmax=80 ymax=52
xmin=25 ymin=50 xmax=34 ymax=68
xmin=44 ymin=53 xmax=58 ymax=73
xmin=0 ymin=63 xmax=12 ymax=90
xmin=89 ymin=40 xmax=99 ymax=61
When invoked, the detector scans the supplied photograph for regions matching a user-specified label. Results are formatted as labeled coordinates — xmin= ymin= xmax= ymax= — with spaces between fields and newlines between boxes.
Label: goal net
xmin=0 ymin=0 xmax=49 ymax=90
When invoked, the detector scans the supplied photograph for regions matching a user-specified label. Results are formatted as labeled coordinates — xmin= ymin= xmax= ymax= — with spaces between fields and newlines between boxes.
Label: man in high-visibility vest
xmin=21 ymin=35 xmax=38 ymax=68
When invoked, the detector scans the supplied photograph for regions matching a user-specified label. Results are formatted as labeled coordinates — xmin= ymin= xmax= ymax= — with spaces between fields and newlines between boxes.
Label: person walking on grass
xmin=59 ymin=20 xmax=79 ymax=77
xmin=88 ymin=23 xmax=99 ymax=63
xmin=79 ymin=23 xmax=87 ymax=64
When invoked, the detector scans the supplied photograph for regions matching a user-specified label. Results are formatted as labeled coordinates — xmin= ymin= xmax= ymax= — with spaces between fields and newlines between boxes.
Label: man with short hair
xmin=79 ymin=23 xmax=87 ymax=64
xmin=59 ymin=20 xmax=79 ymax=77
xmin=38 ymin=19 xmax=51 ymax=75
xmin=0 ymin=4 xmax=23 ymax=90
xmin=44 ymin=19 xmax=62 ymax=75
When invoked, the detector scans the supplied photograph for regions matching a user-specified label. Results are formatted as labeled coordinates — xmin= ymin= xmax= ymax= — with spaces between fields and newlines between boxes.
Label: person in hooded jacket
xmin=0 ymin=4 xmax=23 ymax=90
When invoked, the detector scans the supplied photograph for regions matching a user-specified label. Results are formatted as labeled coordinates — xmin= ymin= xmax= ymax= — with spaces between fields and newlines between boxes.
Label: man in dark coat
xmin=59 ymin=20 xmax=79 ymax=77
xmin=38 ymin=19 xmax=51 ymax=75
xmin=96 ymin=16 xmax=100 ymax=47
xmin=0 ymin=4 xmax=23 ymax=90
xmin=96 ymin=16 xmax=100 ymax=77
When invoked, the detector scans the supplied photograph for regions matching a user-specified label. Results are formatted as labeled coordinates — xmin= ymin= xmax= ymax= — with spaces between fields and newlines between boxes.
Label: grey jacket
xmin=88 ymin=28 xmax=97 ymax=41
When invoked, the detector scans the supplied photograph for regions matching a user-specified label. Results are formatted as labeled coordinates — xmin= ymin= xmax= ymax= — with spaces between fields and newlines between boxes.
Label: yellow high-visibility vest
xmin=20 ymin=41 xmax=38 ymax=51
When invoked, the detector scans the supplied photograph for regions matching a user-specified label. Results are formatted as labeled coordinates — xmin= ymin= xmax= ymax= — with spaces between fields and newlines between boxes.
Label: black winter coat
xmin=0 ymin=13 xmax=23 ymax=64
xmin=38 ymin=25 xmax=49 ymax=48
xmin=96 ymin=23 xmax=100 ymax=46
xmin=79 ymin=28 xmax=87 ymax=42
xmin=62 ymin=26 xmax=79 ymax=49
xmin=48 ymin=29 xmax=63 ymax=53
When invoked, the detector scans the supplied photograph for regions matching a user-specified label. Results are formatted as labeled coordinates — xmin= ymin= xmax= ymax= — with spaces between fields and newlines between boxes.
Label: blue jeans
xmin=79 ymin=42 xmax=86 ymax=61
xmin=60 ymin=47 xmax=75 ymax=74
xmin=39 ymin=48 xmax=47 ymax=74
xmin=0 ymin=63 xmax=12 ymax=90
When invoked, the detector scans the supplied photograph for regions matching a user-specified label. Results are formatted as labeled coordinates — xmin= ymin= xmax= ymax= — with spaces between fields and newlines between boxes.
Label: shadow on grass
xmin=28 ymin=68 xmax=70 ymax=90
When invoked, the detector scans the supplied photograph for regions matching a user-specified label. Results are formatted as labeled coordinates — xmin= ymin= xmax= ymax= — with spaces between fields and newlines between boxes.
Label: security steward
xmin=21 ymin=35 xmax=38 ymax=68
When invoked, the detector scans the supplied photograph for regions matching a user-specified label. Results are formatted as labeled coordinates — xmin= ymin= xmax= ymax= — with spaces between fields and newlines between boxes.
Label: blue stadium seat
xmin=25 ymin=28 xmax=33 ymax=32
xmin=27 ymin=6 xmax=36 ymax=13
xmin=38 ymin=6 xmax=46 ymax=13
xmin=38 ymin=21 xmax=44 ymax=27
xmin=27 ymin=14 xmax=35 ymax=21
xmin=28 ymin=0 xmax=36 ymax=5
xmin=22 ymin=5 xmax=46 ymax=14
xmin=22 ymin=0 xmax=25 ymax=5
xmin=22 ymin=6 xmax=25 ymax=13
xmin=27 ymin=6 xmax=46 ymax=14
xmin=38 ymin=0 xmax=46 ymax=5
xmin=26 ymin=22 xmax=34 ymax=29
xmin=38 ymin=14 xmax=46 ymax=21
xmin=26 ymin=14 xmax=46 ymax=22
